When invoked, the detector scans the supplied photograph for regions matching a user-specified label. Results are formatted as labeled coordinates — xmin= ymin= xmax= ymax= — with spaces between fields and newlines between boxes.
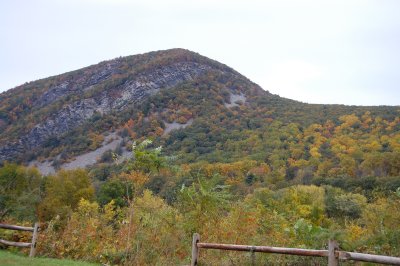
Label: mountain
xmin=1 ymin=49 xmax=400 ymax=265
xmin=0 ymin=49 xmax=399 ymax=177
xmin=0 ymin=49 xmax=232 ymax=161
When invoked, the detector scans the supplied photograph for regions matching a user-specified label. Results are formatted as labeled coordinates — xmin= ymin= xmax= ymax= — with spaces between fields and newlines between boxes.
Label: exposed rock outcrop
xmin=35 ymin=59 xmax=123 ymax=107
xmin=0 ymin=61 xmax=212 ymax=162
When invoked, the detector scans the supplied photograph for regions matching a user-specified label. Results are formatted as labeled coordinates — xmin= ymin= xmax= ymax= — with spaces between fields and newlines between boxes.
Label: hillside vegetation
xmin=0 ymin=49 xmax=399 ymax=265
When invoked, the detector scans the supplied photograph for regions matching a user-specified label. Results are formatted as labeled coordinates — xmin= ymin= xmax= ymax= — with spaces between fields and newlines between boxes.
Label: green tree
xmin=0 ymin=163 xmax=42 ymax=221
xmin=325 ymin=186 xmax=366 ymax=219
xmin=178 ymin=175 xmax=231 ymax=233
xmin=38 ymin=169 xmax=94 ymax=221
xmin=124 ymin=140 xmax=167 ymax=174
xmin=97 ymin=178 xmax=132 ymax=207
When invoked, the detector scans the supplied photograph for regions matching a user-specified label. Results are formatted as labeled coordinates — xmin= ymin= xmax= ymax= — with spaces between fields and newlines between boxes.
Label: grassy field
xmin=0 ymin=250 xmax=99 ymax=266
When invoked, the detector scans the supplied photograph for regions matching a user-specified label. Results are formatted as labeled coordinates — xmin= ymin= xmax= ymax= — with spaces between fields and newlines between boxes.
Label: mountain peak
xmin=0 ymin=49 xmax=264 ymax=164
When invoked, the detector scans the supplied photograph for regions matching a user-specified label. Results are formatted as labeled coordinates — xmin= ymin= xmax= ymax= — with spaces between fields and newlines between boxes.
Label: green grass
xmin=0 ymin=250 xmax=99 ymax=266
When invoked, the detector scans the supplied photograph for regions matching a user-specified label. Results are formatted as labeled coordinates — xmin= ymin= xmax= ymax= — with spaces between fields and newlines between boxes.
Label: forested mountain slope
xmin=0 ymin=48 xmax=398 ymax=179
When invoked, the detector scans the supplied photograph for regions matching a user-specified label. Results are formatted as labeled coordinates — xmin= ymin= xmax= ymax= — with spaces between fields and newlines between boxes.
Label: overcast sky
xmin=1 ymin=0 xmax=399 ymax=105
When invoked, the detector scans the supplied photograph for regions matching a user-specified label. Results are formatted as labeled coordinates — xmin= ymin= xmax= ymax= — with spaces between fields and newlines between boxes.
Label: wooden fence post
xmin=191 ymin=233 xmax=200 ymax=266
xmin=328 ymin=240 xmax=339 ymax=266
xmin=29 ymin=223 xmax=39 ymax=257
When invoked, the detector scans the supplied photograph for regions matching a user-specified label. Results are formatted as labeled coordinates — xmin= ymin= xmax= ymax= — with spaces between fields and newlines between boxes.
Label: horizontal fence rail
xmin=339 ymin=251 xmax=400 ymax=265
xmin=0 ymin=224 xmax=35 ymax=232
xmin=0 ymin=239 xmax=32 ymax=248
xmin=191 ymin=233 xmax=400 ymax=266
xmin=197 ymin=242 xmax=329 ymax=257
xmin=0 ymin=223 xmax=39 ymax=257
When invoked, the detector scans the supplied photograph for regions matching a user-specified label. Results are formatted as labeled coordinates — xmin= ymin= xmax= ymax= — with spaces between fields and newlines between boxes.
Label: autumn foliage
xmin=1 ymin=134 xmax=400 ymax=265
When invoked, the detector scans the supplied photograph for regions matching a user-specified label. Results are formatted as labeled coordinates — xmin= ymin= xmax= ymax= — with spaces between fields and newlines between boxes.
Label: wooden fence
xmin=191 ymin=233 xmax=400 ymax=266
xmin=0 ymin=223 xmax=39 ymax=257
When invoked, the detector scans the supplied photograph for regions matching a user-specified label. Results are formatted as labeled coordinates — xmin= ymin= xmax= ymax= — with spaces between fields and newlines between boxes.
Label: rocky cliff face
xmin=35 ymin=60 xmax=123 ymax=108
xmin=0 ymin=57 xmax=217 ymax=162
